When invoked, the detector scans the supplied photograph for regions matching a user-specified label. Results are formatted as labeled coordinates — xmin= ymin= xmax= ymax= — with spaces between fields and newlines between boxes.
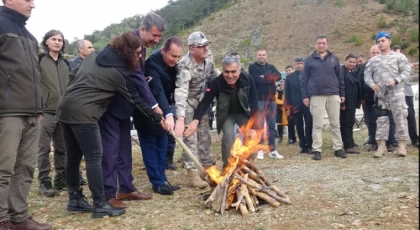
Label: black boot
xmin=54 ymin=173 xmax=67 ymax=191
xmin=67 ymin=188 xmax=94 ymax=213
xmin=166 ymin=151 xmax=177 ymax=170
xmin=92 ymin=194 xmax=125 ymax=219
xmin=277 ymin=125 xmax=283 ymax=143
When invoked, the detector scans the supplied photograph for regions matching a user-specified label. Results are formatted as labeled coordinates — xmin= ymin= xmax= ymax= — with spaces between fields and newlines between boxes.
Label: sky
xmin=1 ymin=0 xmax=170 ymax=42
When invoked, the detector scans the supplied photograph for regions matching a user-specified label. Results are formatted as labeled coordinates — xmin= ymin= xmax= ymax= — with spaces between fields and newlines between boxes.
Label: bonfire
xmin=204 ymin=113 xmax=291 ymax=216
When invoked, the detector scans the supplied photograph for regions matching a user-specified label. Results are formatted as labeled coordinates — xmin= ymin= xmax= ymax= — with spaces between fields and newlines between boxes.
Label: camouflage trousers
xmin=376 ymin=90 xmax=409 ymax=141
xmin=183 ymin=105 xmax=215 ymax=169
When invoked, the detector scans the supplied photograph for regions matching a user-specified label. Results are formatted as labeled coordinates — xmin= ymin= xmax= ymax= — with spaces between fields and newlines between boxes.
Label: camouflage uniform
xmin=175 ymin=50 xmax=220 ymax=169
xmin=364 ymin=52 xmax=412 ymax=141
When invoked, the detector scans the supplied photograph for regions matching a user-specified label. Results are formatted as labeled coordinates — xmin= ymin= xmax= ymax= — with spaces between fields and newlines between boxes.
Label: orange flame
xmin=206 ymin=111 xmax=269 ymax=184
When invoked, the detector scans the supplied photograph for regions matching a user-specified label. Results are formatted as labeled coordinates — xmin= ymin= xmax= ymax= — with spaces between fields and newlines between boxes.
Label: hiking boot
xmin=312 ymin=151 xmax=321 ymax=160
xmin=187 ymin=170 xmax=209 ymax=189
xmin=54 ymin=173 xmax=66 ymax=191
xmin=396 ymin=140 xmax=408 ymax=157
xmin=11 ymin=217 xmax=52 ymax=230
xmin=373 ymin=140 xmax=386 ymax=158
xmin=0 ymin=220 xmax=12 ymax=230
xmin=92 ymin=194 xmax=125 ymax=219
xmin=268 ymin=150 xmax=284 ymax=159
xmin=39 ymin=182 xmax=55 ymax=197
xmin=256 ymin=150 xmax=264 ymax=160
xmin=66 ymin=188 xmax=94 ymax=213
xmin=334 ymin=149 xmax=347 ymax=158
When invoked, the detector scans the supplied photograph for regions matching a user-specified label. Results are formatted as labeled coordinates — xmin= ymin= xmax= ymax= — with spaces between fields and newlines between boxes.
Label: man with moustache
xmin=0 ymin=0 xmax=52 ymax=229
xmin=99 ymin=12 xmax=166 ymax=209
xmin=174 ymin=31 xmax=220 ymax=189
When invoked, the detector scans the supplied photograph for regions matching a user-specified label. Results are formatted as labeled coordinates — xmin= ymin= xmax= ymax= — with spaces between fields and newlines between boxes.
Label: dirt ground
xmin=27 ymin=127 xmax=419 ymax=230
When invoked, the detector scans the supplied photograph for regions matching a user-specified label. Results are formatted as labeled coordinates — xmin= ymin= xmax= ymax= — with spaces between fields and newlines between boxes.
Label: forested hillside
xmin=66 ymin=0 xmax=419 ymax=68
xmin=66 ymin=0 xmax=237 ymax=56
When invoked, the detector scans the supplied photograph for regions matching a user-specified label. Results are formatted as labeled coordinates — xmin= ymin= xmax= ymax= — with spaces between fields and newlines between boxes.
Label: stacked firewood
xmin=204 ymin=159 xmax=291 ymax=216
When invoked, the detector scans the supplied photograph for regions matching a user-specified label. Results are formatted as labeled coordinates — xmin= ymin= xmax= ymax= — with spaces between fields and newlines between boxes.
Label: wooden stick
xmin=170 ymin=131 xmax=204 ymax=173
xmin=241 ymin=174 xmax=255 ymax=213
xmin=255 ymin=192 xmax=280 ymax=207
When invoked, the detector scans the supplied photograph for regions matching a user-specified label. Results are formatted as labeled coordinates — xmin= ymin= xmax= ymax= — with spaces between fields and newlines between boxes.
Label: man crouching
xmin=184 ymin=55 xmax=258 ymax=169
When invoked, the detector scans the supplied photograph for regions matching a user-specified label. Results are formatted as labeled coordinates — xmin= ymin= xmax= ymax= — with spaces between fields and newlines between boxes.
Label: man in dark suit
xmin=98 ymin=13 xmax=165 ymax=208
xmin=133 ymin=37 xmax=183 ymax=195
xmin=284 ymin=57 xmax=313 ymax=153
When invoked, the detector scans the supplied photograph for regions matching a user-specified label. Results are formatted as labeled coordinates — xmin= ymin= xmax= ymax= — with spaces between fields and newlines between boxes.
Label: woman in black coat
xmin=340 ymin=54 xmax=361 ymax=154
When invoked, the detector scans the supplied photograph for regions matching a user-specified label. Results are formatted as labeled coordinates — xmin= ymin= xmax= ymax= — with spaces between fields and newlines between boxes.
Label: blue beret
xmin=376 ymin=31 xmax=391 ymax=42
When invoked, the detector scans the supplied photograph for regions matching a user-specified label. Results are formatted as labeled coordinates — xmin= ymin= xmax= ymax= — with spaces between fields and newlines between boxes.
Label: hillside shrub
xmin=377 ymin=15 xmax=387 ymax=28
xmin=410 ymin=28 xmax=419 ymax=42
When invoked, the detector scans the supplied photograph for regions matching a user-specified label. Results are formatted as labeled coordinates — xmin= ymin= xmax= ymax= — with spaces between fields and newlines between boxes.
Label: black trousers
xmin=406 ymin=96 xmax=419 ymax=144
xmin=287 ymin=116 xmax=296 ymax=141
xmin=62 ymin=123 xmax=105 ymax=199
xmin=362 ymin=101 xmax=397 ymax=145
xmin=340 ymin=107 xmax=356 ymax=149
xmin=292 ymin=106 xmax=313 ymax=148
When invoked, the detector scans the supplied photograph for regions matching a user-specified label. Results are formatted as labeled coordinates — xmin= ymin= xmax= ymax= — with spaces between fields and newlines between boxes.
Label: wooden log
xmin=241 ymin=174 xmax=255 ymax=213
xmin=242 ymin=175 xmax=291 ymax=205
xmin=241 ymin=166 xmax=265 ymax=185
xmin=239 ymin=203 xmax=249 ymax=216
xmin=205 ymin=161 xmax=239 ymax=213
xmin=255 ymin=192 xmax=280 ymax=207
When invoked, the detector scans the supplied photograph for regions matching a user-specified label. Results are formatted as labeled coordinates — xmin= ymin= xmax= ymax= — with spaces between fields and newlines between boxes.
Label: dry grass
xmin=27 ymin=126 xmax=419 ymax=230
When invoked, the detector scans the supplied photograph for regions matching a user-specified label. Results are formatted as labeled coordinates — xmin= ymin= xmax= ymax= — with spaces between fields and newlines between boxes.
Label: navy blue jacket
xmin=133 ymin=49 xmax=177 ymax=136
xmin=300 ymin=51 xmax=344 ymax=99
xmin=105 ymin=29 xmax=157 ymax=120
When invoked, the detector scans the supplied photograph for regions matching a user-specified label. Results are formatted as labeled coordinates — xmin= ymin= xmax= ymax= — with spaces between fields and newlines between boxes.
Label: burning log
xmin=204 ymin=159 xmax=291 ymax=216
xmin=204 ymin=113 xmax=291 ymax=216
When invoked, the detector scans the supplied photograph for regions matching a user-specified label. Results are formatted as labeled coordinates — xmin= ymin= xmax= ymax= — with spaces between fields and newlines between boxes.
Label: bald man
xmin=69 ymin=39 xmax=95 ymax=70
xmin=358 ymin=45 xmax=397 ymax=152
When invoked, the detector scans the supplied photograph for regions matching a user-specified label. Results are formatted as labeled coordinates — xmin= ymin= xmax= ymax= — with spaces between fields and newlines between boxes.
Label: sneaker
xmin=257 ymin=150 xmax=264 ymax=160
xmin=39 ymin=182 xmax=56 ymax=197
xmin=268 ymin=150 xmax=284 ymax=159
xmin=312 ymin=151 xmax=321 ymax=160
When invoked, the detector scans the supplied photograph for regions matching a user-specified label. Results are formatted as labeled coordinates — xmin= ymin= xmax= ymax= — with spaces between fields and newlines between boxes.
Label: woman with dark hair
xmin=340 ymin=54 xmax=361 ymax=154
xmin=37 ymin=30 xmax=70 ymax=197
xmin=56 ymin=32 xmax=165 ymax=219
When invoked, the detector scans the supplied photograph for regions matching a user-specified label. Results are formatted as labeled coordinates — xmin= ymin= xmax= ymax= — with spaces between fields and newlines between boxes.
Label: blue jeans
xmin=258 ymin=101 xmax=277 ymax=151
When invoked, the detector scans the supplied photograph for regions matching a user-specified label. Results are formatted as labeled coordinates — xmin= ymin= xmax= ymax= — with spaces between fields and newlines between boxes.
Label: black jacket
xmin=300 ymin=51 xmax=344 ymax=99
xmin=57 ymin=45 xmax=161 ymax=124
xmin=193 ymin=71 xmax=258 ymax=134
xmin=133 ymin=49 xmax=177 ymax=136
xmin=284 ymin=70 xmax=305 ymax=113
xmin=0 ymin=6 xmax=42 ymax=116
xmin=341 ymin=65 xmax=361 ymax=111
xmin=248 ymin=62 xmax=281 ymax=101
xmin=357 ymin=62 xmax=375 ymax=102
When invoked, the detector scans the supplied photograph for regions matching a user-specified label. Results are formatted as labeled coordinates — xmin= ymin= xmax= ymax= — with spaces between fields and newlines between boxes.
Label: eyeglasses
xmin=223 ymin=55 xmax=240 ymax=62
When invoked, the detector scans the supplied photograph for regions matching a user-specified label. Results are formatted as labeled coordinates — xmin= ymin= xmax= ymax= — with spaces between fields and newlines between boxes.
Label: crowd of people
xmin=0 ymin=0 xmax=418 ymax=229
